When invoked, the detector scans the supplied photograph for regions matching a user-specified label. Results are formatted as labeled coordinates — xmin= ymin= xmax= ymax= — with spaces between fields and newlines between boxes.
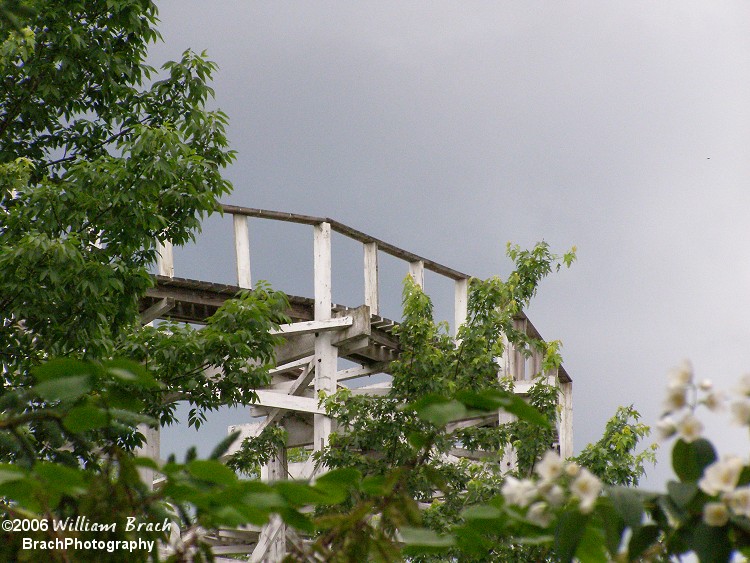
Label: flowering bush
xmin=467 ymin=361 xmax=750 ymax=562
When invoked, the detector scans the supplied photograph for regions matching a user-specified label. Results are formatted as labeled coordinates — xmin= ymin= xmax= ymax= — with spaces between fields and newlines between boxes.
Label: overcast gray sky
xmin=150 ymin=1 xmax=750 ymax=487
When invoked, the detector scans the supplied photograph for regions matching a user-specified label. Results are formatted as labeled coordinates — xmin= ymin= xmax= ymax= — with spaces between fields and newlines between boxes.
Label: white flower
xmin=668 ymin=360 xmax=693 ymax=389
xmin=538 ymin=482 xmax=566 ymax=507
xmin=699 ymin=379 xmax=713 ymax=391
xmin=526 ymin=501 xmax=553 ymax=527
xmin=677 ymin=414 xmax=703 ymax=443
xmin=699 ymin=456 xmax=745 ymax=496
xmin=535 ymin=451 xmax=563 ymax=482
xmin=702 ymin=391 xmax=724 ymax=412
xmin=731 ymin=400 xmax=750 ymax=426
xmin=726 ymin=486 xmax=750 ymax=518
xmin=564 ymin=462 xmax=581 ymax=478
xmin=703 ymin=502 xmax=729 ymax=527
xmin=663 ymin=386 xmax=688 ymax=413
xmin=571 ymin=468 xmax=602 ymax=514
xmin=656 ymin=416 xmax=677 ymax=441
xmin=501 ymin=476 xmax=537 ymax=508
xmin=737 ymin=374 xmax=750 ymax=396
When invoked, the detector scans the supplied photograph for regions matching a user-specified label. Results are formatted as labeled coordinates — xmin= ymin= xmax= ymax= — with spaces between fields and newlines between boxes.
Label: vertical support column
xmin=559 ymin=381 xmax=573 ymax=459
xmin=512 ymin=318 xmax=527 ymax=380
xmin=156 ymin=240 xmax=174 ymax=278
xmin=498 ymin=334 xmax=511 ymax=380
xmin=314 ymin=222 xmax=337 ymax=454
xmin=529 ymin=348 xmax=542 ymax=379
xmin=497 ymin=411 xmax=518 ymax=473
xmin=135 ymin=424 xmax=160 ymax=489
xmin=233 ymin=214 xmax=252 ymax=289
xmin=258 ymin=448 xmax=288 ymax=558
xmin=453 ymin=277 xmax=468 ymax=339
xmin=408 ymin=260 xmax=424 ymax=288
xmin=364 ymin=242 xmax=379 ymax=316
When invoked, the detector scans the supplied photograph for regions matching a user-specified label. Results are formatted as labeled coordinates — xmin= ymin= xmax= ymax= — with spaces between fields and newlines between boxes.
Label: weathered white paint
xmin=364 ymin=242 xmax=379 ymax=315
xmin=156 ymin=240 xmax=173 ymax=278
xmin=270 ymin=316 xmax=352 ymax=337
xmin=233 ymin=214 xmax=252 ymax=289
xmin=408 ymin=260 xmax=424 ymax=288
xmin=453 ymin=277 xmax=469 ymax=338
xmin=313 ymin=222 xmax=336 ymax=451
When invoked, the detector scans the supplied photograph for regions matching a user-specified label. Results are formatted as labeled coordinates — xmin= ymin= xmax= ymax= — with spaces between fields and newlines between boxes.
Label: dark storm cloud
xmin=150 ymin=1 xmax=750 ymax=486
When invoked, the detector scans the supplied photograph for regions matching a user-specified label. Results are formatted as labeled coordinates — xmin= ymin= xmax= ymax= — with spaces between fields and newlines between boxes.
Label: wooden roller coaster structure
xmin=138 ymin=204 xmax=573 ymax=562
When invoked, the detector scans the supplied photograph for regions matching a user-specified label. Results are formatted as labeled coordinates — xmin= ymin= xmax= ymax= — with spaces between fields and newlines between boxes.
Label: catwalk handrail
xmin=221 ymin=204 xmax=469 ymax=281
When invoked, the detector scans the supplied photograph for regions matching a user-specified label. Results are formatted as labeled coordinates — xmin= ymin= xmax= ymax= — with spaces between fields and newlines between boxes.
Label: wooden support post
xmin=313 ymin=222 xmax=336 ymax=453
xmin=156 ymin=240 xmax=173 ymax=278
xmin=364 ymin=242 xmax=379 ymax=316
xmin=233 ymin=214 xmax=252 ymax=289
xmin=497 ymin=411 xmax=517 ymax=473
xmin=250 ymin=514 xmax=286 ymax=563
xmin=408 ymin=260 xmax=424 ymax=289
xmin=135 ymin=424 xmax=160 ymax=489
xmin=559 ymin=381 xmax=573 ymax=459
xmin=530 ymin=349 xmax=542 ymax=379
xmin=453 ymin=277 xmax=468 ymax=338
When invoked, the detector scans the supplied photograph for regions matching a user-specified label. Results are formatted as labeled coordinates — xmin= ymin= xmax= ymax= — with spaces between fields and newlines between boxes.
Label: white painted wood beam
xmin=233 ymin=214 xmax=252 ymax=289
xmin=269 ymin=355 xmax=315 ymax=375
xmin=409 ymin=260 xmax=424 ymax=289
xmin=364 ymin=242 xmax=379 ymax=316
xmin=253 ymin=390 xmax=325 ymax=415
xmin=559 ymin=381 xmax=573 ymax=459
xmin=313 ymin=222 xmax=337 ymax=451
xmin=337 ymin=363 xmax=387 ymax=382
xmin=156 ymin=240 xmax=173 ymax=278
xmin=135 ymin=424 xmax=160 ymax=489
xmin=453 ymin=277 xmax=468 ymax=339
xmin=270 ymin=316 xmax=353 ymax=337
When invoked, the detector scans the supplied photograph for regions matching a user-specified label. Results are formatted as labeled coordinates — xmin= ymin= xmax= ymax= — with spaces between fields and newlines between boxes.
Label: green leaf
xmin=0 ymin=464 xmax=26 ymax=485
xmin=187 ymin=460 xmax=237 ymax=486
xmin=63 ymin=405 xmax=109 ymax=432
xmin=400 ymin=526 xmax=455 ymax=549
xmin=575 ymin=521 xmax=608 ymax=563
xmin=461 ymin=505 xmax=502 ymax=520
xmin=595 ymin=500 xmax=625 ymax=555
xmin=688 ymin=522 xmax=731 ymax=563
xmin=607 ymin=486 xmax=644 ymax=528
xmin=104 ymin=359 xmax=159 ymax=388
xmin=132 ymin=457 xmax=160 ymax=470
xmin=109 ymin=408 xmax=157 ymax=427
xmin=628 ymin=524 xmax=660 ymax=561
xmin=34 ymin=375 xmax=92 ymax=401
xmin=279 ymin=507 xmax=315 ymax=533
xmin=554 ymin=510 xmax=589 ymax=563
xmin=411 ymin=395 xmax=467 ymax=426
xmin=672 ymin=438 xmax=717 ymax=482
xmin=210 ymin=430 xmax=240 ymax=460
xmin=33 ymin=359 xmax=96 ymax=382
xmin=275 ymin=481 xmax=338 ymax=506
xmin=667 ymin=480 xmax=698 ymax=508
xmin=34 ymin=463 xmax=87 ymax=495
xmin=456 ymin=389 xmax=550 ymax=427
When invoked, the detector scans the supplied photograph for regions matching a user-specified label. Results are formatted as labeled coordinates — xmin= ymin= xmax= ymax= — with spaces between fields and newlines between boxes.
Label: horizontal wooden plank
xmin=270 ymin=316 xmax=353 ymax=337
xmin=253 ymin=390 xmax=325 ymax=415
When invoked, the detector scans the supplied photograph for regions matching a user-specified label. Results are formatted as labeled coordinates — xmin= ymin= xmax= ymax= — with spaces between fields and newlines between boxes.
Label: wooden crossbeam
xmin=253 ymin=391 xmax=325 ymax=415
xmin=140 ymin=297 xmax=175 ymax=324
xmin=270 ymin=316 xmax=353 ymax=337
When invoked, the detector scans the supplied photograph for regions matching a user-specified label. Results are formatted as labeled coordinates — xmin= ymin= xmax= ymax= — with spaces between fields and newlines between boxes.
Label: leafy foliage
xmin=573 ymin=405 xmax=656 ymax=487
